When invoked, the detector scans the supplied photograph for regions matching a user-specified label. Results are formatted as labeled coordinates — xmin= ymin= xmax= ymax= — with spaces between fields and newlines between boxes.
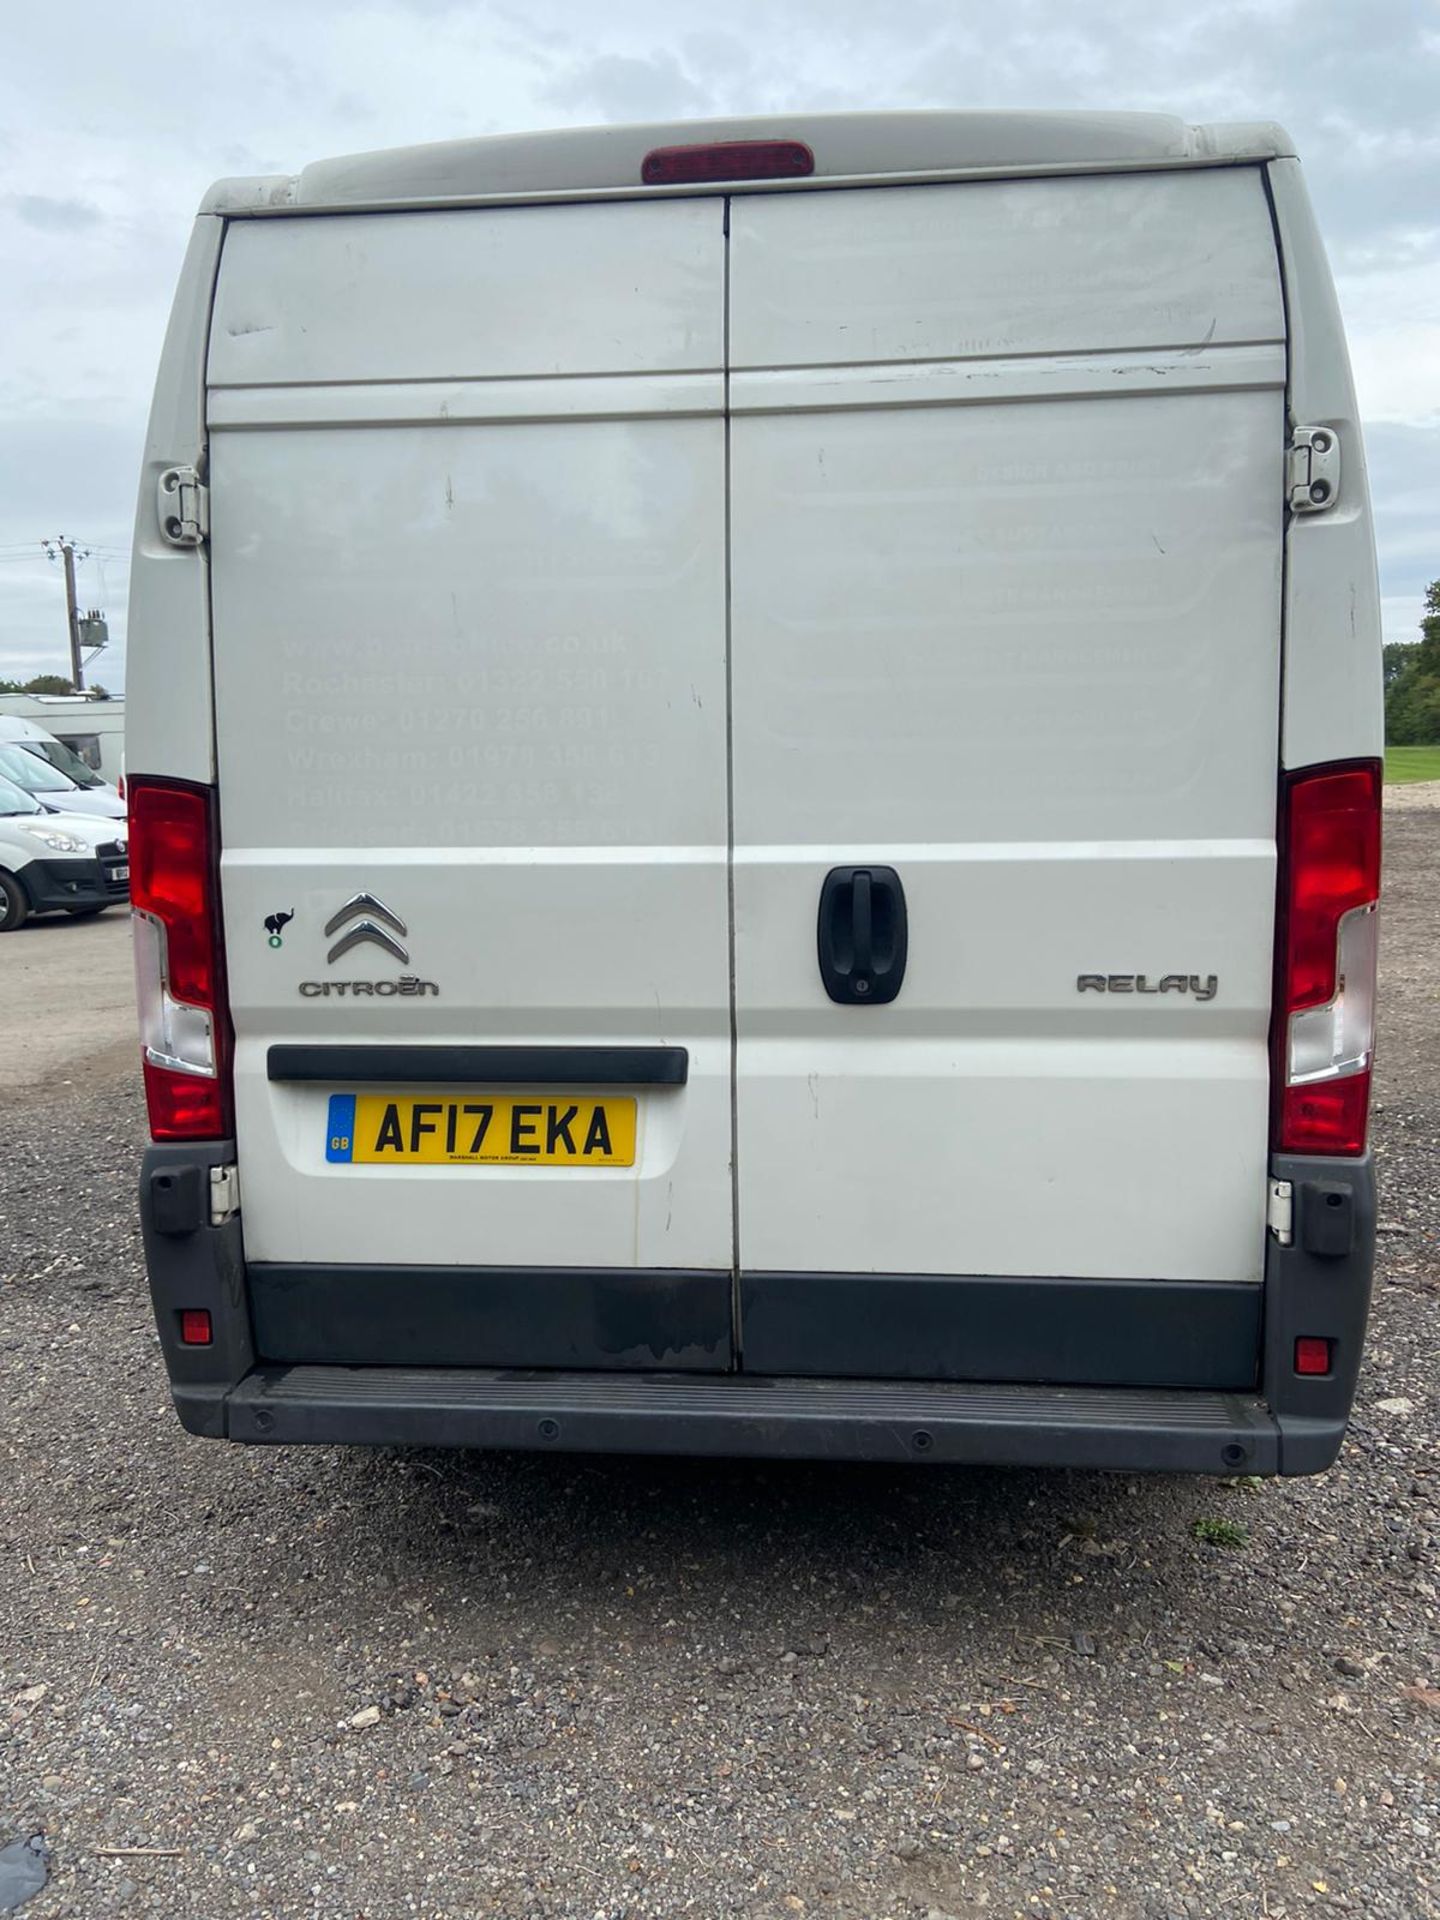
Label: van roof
xmin=202 ymin=110 xmax=1295 ymax=216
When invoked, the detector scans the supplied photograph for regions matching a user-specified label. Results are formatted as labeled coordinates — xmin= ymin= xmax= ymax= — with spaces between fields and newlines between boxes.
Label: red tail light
xmin=129 ymin=778 xmax=232 ymax=1141
xmin=641 ymin=139 xmax=814 ymax=186
xmin=1273 ymin=761 xmax=1381 ymax=1155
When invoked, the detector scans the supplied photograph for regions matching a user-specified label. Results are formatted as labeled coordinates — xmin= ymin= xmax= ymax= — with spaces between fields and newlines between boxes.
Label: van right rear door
xmin=727 ymin=169 xmax=1288 ymax=1372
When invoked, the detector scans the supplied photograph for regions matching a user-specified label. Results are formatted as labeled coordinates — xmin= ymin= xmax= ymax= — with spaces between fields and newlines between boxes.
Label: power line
xmin=0 ymin=540 xmax=129 ymax=555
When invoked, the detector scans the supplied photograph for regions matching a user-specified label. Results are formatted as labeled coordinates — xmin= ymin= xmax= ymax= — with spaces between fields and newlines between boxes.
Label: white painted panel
xmin=731 ymin=390 xmax=1284 ymax=846
xmin=126 ymin=217 xmax=223 ymax=784
xmin=222 ymin=853 xmax=731 ymax=1269
xmin=209 ymin=418 xmax=727 ymax=850
xmin=209 ymin=200 xmax=724 ymax=387
xmin=735 ymin=845 xmax=1275 ymax=1281
xmin=1267 ymin=159 xmax=1384 ymax=769
xmin=729 ymin=383 xmax=1284 ymax=1281
xmin=731 ymin=170 xmax=1283 ymax=369
xmin=208 ymin=408 xmax=731 ymax=1270
xmin=730 ymin=344 xmax=1286 ymax=415
xmin=209 ymin=372 xmax=724 ymax=430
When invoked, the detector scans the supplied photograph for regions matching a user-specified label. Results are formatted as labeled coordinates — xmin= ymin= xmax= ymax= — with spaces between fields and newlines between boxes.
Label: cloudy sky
xmin=1 ymin=0 xmax=1436 ymax=689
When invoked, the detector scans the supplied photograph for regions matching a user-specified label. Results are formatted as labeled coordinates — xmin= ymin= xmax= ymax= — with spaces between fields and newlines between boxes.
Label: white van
xmin=0 ymin=695 xmax=126 ymax=788
xmin=0 ymin=715 xmax=117 ymax=795
xmin=0 ymin=733 xmax=126 ymax=821
xmin=128 ymin=113 xmax=1381 ymax=1474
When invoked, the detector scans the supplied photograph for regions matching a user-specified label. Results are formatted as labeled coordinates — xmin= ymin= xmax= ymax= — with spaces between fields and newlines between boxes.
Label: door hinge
xmin=157 ymin=465 xmax=209 ymax=547
xmin=1287 ymin=427 xmax=1340 ymax=515
xmin=209 ymin=1163 xmax=240 ymax=1226
xmin=1267 ymin=1177 xmax=1294 ymax=1246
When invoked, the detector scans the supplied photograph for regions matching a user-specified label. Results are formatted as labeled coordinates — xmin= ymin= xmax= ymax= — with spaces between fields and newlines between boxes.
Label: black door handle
xmin=817 ymin=867 xmax=908 ymax=1005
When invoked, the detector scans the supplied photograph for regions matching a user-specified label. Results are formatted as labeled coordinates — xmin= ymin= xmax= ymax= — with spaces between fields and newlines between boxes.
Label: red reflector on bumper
xmin=1294 ymin=1335 xmax=1331 ymax=1376
xmin=179 ymin=1309 xmax=213 ymax=1347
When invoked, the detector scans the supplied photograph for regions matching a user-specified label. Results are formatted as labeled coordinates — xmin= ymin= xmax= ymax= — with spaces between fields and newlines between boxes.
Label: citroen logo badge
xmin=324 ymin=893 xmax=409 ymax=965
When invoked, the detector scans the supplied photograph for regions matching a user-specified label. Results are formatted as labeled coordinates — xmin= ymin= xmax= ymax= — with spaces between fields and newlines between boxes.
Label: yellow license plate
xmin=325 ymin=1092 xmax=636 ymax=1167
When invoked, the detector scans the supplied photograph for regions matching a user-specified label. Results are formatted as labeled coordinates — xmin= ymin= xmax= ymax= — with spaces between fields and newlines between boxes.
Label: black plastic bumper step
xmin=217 ymin=1367 xmax=1281 ymax=1473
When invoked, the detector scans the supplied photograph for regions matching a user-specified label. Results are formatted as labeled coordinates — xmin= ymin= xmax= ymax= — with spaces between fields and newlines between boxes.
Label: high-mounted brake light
xmin=641 ymin=139 xmax=814 ymax=186
xmin=129 ymin=778 xmax=232 ymax=1141
xmin=1273 ymin=761 xmax=1381 ymax=1156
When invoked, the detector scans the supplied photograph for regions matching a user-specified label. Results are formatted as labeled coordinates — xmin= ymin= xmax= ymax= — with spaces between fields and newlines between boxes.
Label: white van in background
xmin=0 ymin=715 xmax=118 ymax=795
xmin=0 ymin=735 xmax=126 ymax=821
xmin=127 ymin=112 xmax=1381 ymax=1475
xmin=0 ymin=694 xmax=125 ymax=787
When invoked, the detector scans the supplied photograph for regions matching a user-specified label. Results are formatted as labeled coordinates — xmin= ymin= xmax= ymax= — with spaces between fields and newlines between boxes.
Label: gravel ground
xmin=0 ymin=911 xmax=133 ymax=1095
xmin=1 ymin=797 xmax=1437 ymax=1920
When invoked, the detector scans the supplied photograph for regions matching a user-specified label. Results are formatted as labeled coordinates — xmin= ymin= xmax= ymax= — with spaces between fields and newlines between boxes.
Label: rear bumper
xmin=191 ymin=1366 xmax=1289 ymax=1473
xmin=139 ymin=1142 xmax=1374 ymax=1478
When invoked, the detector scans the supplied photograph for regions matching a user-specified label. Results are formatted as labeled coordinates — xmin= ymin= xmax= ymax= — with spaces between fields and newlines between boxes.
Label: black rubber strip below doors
xmin=738 ymin=1272 xmax=1263 ymax=1390
xmin=249 ymin=1264 xmax=733 ymax=1373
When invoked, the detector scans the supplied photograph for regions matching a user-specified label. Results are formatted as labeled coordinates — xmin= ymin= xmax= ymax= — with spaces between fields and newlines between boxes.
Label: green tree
xmin=1385 ymin=580 xmax=1440 ymax=745
xmin=1384 ymin=641 xmax=1415 ymax=689
xmin=0 ymin=674 xmax=77 ymax=695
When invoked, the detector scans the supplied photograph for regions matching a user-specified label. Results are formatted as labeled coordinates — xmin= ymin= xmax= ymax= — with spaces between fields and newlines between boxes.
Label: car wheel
xmin=0 ymin=871 xmax=30 ymax=932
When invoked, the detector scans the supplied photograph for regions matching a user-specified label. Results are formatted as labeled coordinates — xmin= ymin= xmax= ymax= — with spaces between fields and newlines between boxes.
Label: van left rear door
xmin=205 ymin=200 xmax=734 ymax=1352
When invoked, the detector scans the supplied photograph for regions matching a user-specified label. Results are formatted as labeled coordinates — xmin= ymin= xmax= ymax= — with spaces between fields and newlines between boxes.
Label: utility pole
xmin=42 ymin=535 xmax=90 ymax=691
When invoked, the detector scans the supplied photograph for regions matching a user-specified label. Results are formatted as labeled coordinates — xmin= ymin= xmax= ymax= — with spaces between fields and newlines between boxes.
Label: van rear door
xmin=205 ymin=201 xmax=734 ymax=1307
xmin=727 ymin=170 xmax=1287 ymax=1370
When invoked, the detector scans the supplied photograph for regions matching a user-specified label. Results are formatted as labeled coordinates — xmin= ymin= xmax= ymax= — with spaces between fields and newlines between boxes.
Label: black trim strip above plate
xmin=266 ymin=1044 xmax=689 ymax=1085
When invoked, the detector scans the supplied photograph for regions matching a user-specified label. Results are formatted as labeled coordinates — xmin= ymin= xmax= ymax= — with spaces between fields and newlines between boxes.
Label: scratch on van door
xmin=1151 ymin=533 xmax=1166 ymax=555
xmin=226 ymin=320 xmax=275 ymax=337
xmin=444 ymin=476 xmax=454 ymax=511
xmin=808 ymin=1073 xmax=820 ymax=1120
xmin=1180 ymin=317 xmax=1219 ymax=356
